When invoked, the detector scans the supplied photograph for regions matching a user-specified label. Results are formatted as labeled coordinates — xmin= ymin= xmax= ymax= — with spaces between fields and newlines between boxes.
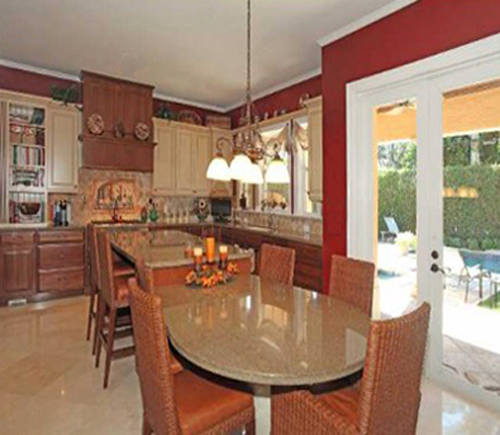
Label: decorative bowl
xmin=19 ymin=202 xmax=41 ymax=216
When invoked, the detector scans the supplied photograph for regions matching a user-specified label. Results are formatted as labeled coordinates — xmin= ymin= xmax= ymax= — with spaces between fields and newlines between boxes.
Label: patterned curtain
xmin=292 ymin=121 xmax=308 ymax=150
xmin=0 ymin=101 xmax=8 ymax=222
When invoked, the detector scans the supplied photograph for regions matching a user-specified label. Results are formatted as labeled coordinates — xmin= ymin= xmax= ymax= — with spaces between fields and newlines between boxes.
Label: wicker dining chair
xmin=86 ymin=224 xmax=135 ymax=355
xmin=329 ymin=255 xmax=375 ymax=317
xmin=259 ymin=243 xmax=296 ymax=286
xmin=128 ymin=279 xmax=255 ymax=435
xmin=272 ymin=302 xmax=431 ymax=435
xmin=94 ymin=231 xmax=136 ymax=388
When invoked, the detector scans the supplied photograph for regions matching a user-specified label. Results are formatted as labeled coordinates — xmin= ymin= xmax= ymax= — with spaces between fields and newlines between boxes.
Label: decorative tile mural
xmin=96 ymin=180 xmax=136 ymax=210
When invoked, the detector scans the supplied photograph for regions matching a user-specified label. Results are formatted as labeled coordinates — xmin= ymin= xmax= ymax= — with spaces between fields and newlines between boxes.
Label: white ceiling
xmin=0 ymin=0 xmax=408 ymax=111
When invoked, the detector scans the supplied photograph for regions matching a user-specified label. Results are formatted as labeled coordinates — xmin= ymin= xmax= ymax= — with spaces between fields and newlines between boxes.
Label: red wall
xmin=227 ymin=74 xmax=322 ymax=127
xmin=322 ymin=0 xmax=500 ymax=286
xmin=0 ymin=65 xmax=81 ymax=100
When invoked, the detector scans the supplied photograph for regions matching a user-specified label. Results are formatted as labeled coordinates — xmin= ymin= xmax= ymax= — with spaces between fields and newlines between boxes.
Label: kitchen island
xmin=109 ymin=229 xmax=254 ymax=286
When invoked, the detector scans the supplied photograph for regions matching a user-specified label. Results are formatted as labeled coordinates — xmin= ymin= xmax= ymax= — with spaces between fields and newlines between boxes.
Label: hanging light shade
xmin=265 ymin=154 xmax=290 ymax=184
xmin=243 ymin=161 xmax=264 ymax=185
xmin=229 ymin=153 xmax=253 ymax=181
xmin=206 ymin=155 xmax=230 ymax=181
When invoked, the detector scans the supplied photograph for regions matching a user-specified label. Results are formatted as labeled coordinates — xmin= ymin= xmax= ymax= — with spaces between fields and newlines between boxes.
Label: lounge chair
xmin=381 ymin=216 xmax=400 ymax=242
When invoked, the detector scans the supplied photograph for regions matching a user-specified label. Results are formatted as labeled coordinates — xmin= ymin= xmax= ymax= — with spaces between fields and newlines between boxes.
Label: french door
xmin=348 ymin=50 xmax=500 ymax=412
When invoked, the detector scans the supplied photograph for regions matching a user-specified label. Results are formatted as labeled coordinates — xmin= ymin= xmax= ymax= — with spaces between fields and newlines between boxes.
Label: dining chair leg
xmin=95 ymin=296 xmax=105 ymax=367
xmin=103 ymin=307 xmax=117 ymax=389
xmin=86 ymin=283 xmax=97 ymax=341
xmin=142 ymin=416 xmax=153 ymax=435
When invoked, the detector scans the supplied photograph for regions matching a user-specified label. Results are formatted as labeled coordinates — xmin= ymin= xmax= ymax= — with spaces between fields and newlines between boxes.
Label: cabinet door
xmin=153 ymin=124 xmax=176 ymax=195
xmin=210 ymin=129 xmax=233 ymax=196
xmin=0 ymin=245 xmax=36 ymax=297
xmin=306 ymin=97 xmax=323 ymax=202
xmin=175 ymin=129 xmax=195 ymax=195
xmin=192 ymin=132 xmax=211 ymax=196
xmin=47 ymin=106 xmax=79 ymax=193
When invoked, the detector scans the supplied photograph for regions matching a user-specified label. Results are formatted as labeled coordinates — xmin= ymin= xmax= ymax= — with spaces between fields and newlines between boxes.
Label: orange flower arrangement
xmin=185 ymin=262 xmax=239 ymax=288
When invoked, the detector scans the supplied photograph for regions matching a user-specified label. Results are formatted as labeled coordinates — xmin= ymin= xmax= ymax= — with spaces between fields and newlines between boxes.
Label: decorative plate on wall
xmin=87 ymin=113 xmax=105 ymax=135
xmin=134 ymin=122 xmax=150 ymax=141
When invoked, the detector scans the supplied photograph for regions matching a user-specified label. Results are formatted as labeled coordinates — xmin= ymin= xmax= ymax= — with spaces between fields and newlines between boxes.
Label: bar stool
xmin=94 ymin=230 xmax=135 ymax=388
xmin=85 ymin=224 xmax=135 ymax=355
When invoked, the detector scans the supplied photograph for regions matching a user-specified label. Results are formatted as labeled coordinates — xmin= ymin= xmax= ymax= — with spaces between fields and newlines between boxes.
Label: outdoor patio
xmin=377 ymin=242 xmax=500 ymax=395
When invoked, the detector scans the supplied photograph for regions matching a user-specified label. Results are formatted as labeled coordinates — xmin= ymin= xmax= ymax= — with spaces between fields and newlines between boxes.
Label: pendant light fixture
xmin=206 ymin=0 xmax=290 ymax=185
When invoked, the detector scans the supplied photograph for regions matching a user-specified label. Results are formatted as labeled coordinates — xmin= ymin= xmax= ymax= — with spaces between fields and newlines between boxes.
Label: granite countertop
xmin=95 ymin=220 xmax=322 ymax=247
xmin=110 ymin=229 xmax=253 ymax=269
xmin=156 ymin=274 xmax=369 ymax=386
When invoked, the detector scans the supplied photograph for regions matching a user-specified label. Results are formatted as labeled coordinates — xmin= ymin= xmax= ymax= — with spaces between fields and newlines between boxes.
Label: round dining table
xmin=155 ymin=274 xmax=371 ymax=435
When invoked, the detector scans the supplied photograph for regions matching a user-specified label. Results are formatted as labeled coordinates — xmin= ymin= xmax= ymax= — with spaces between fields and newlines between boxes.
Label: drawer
xmin=39 ymin=267 xmax=84 ymax=292
xmin=38 ymin=230 xmax=84 ymax=244
xmin=39 ymin=243 xmax=84 ymax=270
xmin=1 ymin=231 xmax=35 ymax=245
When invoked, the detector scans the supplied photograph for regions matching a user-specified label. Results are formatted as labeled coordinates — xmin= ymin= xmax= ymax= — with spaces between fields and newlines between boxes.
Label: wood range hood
xmin=81 ymin=71 xmax=155 ymax=172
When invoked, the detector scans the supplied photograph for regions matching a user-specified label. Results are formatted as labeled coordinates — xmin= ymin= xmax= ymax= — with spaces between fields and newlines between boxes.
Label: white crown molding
xmin=224 ymin=67 xmax=322 ymax=112
xmin=153 ymin=92 xmax=226 ymax=113
xmin=317 ymin=0 xmax=420 ymax=47
xmin=0 ymin=58 xmax=80 ymax=82
xmin=0 ymin=57 xmax=322 ymax=114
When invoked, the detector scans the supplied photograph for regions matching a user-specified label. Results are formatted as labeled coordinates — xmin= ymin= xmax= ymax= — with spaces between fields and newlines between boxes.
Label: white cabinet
xmin=153 ymin=120 xmax=214 ymax=197
xmin=47 ymin=105 xmax=80 ymax=193
xmin=192 ymin=131 xmax=211 ymax=196
xmin=153 ymin=122 xmax=176 ymax=195
xmin=305 ymin=97 xmax=322 ymax=202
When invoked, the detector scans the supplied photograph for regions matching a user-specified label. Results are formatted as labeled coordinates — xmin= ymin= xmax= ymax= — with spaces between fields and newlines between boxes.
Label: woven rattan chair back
xmin=136 ymin=258 xmax=154 ymax=293
xmin=96 ymin=231 xmax=117 ymax=308
xmin=129 ymin=279 xmax=181 ymax=435
xmin=358 ymin=302 xmax=431 ymax=435
xmin=329 ymin=255 xmax=375 ymax=316
xmin=259 ymin=243 xmax=296 ymax=286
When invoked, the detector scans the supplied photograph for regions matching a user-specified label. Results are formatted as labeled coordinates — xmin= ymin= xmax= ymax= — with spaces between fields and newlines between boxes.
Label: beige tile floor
xmin=0 ymin=296 xmax=499 ymax=435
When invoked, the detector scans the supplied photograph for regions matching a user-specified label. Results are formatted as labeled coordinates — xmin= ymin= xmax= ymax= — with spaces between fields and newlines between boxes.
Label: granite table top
xmin=109 ymin=229 xmax=253 ymax=269
xmin=157 ymin=274 xmax=370 ymax=386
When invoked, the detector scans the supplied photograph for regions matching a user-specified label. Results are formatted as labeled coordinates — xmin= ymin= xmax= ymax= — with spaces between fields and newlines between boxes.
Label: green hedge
xmin=378 ymin=165 xmax=500 ymax=250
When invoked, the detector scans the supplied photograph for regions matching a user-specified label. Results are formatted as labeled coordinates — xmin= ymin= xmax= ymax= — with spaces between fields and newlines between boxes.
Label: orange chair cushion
xmin=318 ymin=386 xmax=359 ymax=426
xmin=174 ymin=371 xmax=253 ymax=435
xmin=170 ymin=356 xmax=183 ymax=375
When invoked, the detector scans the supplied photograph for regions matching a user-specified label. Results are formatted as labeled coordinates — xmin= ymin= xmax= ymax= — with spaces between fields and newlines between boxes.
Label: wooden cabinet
xmin=153 ymin=120 xmax=216 ymax=197
xmin=305 ymin=97 xmax=323 ymax=202
xmin=153 ymin=122 xmax=176 ymax=195
xmin=38 ymin=229 xmax=85 ymax=294
xmin=47 ymin=105 xmax=80 ymax=193
xmin=81 ymin=71 xmax=155 ymax=172
xmin=0 ymin=232 xmax=36 ymax=299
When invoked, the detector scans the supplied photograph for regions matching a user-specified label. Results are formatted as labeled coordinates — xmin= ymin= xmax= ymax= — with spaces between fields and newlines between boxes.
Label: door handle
xmin=430 ymin=263 xmax=446 ymax=274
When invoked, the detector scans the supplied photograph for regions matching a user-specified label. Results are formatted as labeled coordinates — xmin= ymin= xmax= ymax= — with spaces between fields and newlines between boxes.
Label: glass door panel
xmin=374 ymin=98 xmax=419 ymax=318
xmin=439 ymin=76 xmax=500 ymax=398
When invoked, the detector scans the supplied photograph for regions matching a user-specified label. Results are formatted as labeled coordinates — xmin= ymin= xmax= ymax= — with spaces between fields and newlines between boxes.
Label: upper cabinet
xmin=305 ymin=97 xmax=323 ymax=202
xmin=81 ymin=71 xmax=155 ymax=172
xmin=153 ymin=120 xmax=214 ymax=197
xmin=153 ymin=121 xmax=176 ymax=195
xmin=47 ymin=104 xmax=80 ymax=193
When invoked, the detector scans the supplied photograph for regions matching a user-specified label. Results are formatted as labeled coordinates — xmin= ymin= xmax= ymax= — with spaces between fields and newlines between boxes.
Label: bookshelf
xmin=8 ymin=102 xmax=47 ymax=223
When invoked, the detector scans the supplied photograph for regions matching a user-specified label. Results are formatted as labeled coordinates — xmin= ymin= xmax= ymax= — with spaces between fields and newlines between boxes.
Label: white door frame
xmin=346 ymin=32 xmax=500 ymax=413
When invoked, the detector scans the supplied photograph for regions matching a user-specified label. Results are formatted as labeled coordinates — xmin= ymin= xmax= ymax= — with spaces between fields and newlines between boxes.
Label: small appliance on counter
xmin=211 ymin=197 xmax=232 ymax=223
xmin=51 ymin=200 xmax=72 ymax=226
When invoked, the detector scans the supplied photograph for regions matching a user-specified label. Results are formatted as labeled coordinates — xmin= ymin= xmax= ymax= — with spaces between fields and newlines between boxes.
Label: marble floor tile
xmin=0 ymin=297 xmax=499 ymax=435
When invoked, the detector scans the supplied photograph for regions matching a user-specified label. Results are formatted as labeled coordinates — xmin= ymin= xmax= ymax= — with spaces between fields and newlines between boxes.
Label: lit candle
xmin=205 ymin=237 xmax=215 ymax=264
xmin=219 ymin=245 xmax=228 ymax=261
xmin=193 ymin=247 xmax=203 ymax=266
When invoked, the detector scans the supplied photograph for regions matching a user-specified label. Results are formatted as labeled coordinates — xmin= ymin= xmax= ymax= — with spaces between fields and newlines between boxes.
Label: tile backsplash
xmin=49 ymin=168 xmax=201 ymax=225
xmin=235 ymin=210 xmax=322 ymax=237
